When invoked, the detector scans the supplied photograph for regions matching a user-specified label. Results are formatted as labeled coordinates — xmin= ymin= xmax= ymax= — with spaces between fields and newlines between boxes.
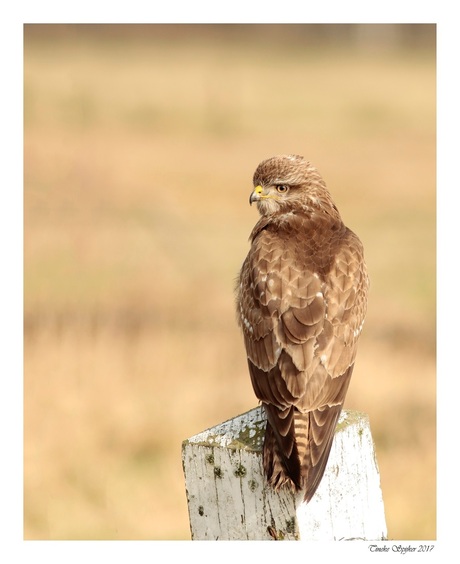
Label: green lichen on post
xmin=198 ymin=505 xmax=204 ymax=516
xmin=248 ymin=479 xmax=258 ymax=492
xmin=226 ymin=420 xmax=266 ymax=452
xmin=205 ymin=453 xmax=215 ymax=465
xmin=285 ymin=517 xmax=296 ymax=534
xmin=214 ymin=466 xmax=223 ymax=479
xmin=234 ymin=463 xmax=247 ymax=478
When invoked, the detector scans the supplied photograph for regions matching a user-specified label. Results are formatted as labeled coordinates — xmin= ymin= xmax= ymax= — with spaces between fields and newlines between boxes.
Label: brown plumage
xmin=236 ymin=155 xmax=369 ymax=502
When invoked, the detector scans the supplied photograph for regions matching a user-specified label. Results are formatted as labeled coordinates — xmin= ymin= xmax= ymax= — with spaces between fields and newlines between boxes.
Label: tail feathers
xmin=263 ymin=404 xmax=343 ymax=502
xmin=301 ymin=405 xmax=343 ymax=502
xmin=263 ymin=421 xmax=302 ymax=491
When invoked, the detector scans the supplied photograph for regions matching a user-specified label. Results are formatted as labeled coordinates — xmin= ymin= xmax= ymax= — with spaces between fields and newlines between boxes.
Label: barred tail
xmin=263 ymin=404 xmax=344 ymax=503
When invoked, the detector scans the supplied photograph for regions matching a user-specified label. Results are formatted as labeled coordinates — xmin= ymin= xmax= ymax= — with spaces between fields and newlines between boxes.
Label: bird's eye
xmin=276 ymin=185 xmax=289 ymax=193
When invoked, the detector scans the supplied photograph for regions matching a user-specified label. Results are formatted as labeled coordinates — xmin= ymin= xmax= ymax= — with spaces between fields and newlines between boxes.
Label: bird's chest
xmin=251 ymin=223 xmax=336 ymax=282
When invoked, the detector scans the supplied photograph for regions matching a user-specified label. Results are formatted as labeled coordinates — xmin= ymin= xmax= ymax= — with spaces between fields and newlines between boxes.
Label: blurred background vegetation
xmin=24 ymin=24 xmax=436 ymax=540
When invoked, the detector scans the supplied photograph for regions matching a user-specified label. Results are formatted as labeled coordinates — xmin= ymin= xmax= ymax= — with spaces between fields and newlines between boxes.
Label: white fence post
xmin=182 ymin=406 xmax=387 ymax=540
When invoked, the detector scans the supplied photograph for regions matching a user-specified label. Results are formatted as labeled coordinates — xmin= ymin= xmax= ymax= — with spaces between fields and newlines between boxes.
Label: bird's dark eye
xmin=276 ymin=185 xmax=289 ymax=193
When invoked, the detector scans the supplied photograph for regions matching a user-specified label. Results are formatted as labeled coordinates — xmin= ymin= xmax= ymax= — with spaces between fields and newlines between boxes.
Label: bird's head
xmin=250 ymin=154 xmax=340 ymax=220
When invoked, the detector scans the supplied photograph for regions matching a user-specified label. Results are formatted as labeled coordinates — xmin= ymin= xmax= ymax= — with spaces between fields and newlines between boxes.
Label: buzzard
xmin=236 ymin=155 xmax=369 ymax=502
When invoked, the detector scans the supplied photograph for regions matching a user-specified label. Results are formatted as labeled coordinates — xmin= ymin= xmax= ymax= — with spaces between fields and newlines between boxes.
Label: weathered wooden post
xmin=182 ymin=406 xmax=386 ymax=540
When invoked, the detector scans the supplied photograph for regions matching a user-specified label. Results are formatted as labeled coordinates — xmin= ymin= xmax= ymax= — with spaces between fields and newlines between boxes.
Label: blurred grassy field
xmin=24 ymin=24 xmax=436 ymax=540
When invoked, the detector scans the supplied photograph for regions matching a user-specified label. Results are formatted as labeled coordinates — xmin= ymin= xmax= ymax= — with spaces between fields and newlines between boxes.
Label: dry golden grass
xmin=24 ymin=25 xmax=436 ymax=540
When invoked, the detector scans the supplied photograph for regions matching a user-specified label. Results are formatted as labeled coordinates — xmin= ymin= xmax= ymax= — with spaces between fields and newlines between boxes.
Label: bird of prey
xmin=236 ymin=154 xmax=369 ymax=502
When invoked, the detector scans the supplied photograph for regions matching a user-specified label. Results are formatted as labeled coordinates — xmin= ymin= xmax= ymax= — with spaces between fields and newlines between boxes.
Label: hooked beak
xmin=249 ymin=185 xmax=264 ymax=205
